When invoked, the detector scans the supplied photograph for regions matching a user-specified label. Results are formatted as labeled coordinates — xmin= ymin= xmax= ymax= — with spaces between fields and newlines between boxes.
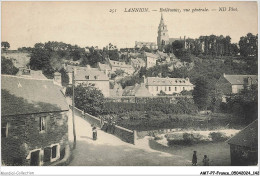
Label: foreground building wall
xmin=1 ymin=111 xmax=69 ymax=166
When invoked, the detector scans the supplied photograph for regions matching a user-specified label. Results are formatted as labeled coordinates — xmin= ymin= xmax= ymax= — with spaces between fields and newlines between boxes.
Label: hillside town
xmin=1 ymin=5 xmax=258 ymax=170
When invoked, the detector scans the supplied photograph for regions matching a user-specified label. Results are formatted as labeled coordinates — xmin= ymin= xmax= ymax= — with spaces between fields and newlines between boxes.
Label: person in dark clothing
xmin=192 ymin=151 xmax=197 ymax=166
xmin=203 ymin=155 xmax=209 ymax=166
xmin=92 ymin=126 xmax=97 ymax=140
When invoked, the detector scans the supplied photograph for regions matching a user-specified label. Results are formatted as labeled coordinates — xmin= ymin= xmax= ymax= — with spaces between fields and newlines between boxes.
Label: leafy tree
xmin=1 ymin=42 xmax=10 ymax=51
xmin=1 ymin=56 xmax=19 ymax=75
xmin=239 ymin=33 xmax=258 ymax=57
xmin=60 ymin=68 xmax=70 ymax=86
xmin=192 ymin=77 xmax=211 ymax=110
xmin=74 ymin=84 xmax=105 ymax=116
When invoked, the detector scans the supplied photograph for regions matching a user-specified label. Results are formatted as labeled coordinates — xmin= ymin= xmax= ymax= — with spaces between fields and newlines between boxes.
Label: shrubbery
xmin=209 ymin=132 xmax=229 ymax=142
xmin=102 ymin=100 xmax=198 ymax=115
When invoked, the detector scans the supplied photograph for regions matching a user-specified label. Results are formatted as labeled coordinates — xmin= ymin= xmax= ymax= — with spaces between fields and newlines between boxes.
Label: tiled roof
xmin=146 ymin=77 xmax=193 ymax=86
xmin=74 ymin=69 xmax=109 ymax=81
xmin=2 ymin=75 xmax=69 ymax=116
xmin=224 ymin=75 xmax=258 ymax=85
xmin=227 ymin=119 xmax=258 ymax=148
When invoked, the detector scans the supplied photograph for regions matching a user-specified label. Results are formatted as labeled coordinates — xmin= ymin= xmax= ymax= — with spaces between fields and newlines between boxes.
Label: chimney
xmin=223 ymin=73 xmax=226 ymax=77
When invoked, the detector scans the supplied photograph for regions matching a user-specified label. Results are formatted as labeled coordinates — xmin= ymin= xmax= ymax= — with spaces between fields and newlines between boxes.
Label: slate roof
xmin=74 ymin=69 xmax=109 ymax=81
xmin=227 ymin=119 xmax=258 ymax=148
xmin=2 ymin=75 xmax=69 ymax=116
xmin=224 ymin=75 xmax=258 ymax=85
xmin=146 ymin=77 xmax=194 ymax=86
xmin=109 ymin=60 xmax=134 ymax=69
xmin=122 ymin=84 xmax=152 ymax=97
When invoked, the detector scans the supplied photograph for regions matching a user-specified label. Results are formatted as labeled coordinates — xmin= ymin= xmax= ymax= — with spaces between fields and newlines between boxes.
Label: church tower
xmin=157 ymin=13 xmax=169 ymax=50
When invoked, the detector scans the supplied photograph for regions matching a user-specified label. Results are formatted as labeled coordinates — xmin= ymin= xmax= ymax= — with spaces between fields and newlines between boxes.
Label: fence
xmin=71 ymin=106 xmax=136 ymax=145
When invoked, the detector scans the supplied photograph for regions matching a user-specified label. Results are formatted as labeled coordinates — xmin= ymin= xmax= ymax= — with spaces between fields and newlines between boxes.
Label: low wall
xmin=71 ymin=106 xmax=135 ymax=145
xmin=84 ymin=113 xmax=102 ymax=129
xmin=102 ymin=122 xmax=135 ymax=144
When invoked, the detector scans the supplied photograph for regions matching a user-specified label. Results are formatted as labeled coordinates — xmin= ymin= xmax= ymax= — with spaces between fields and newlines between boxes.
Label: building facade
xmin=1 ymin=75 xmax=70 ymax=166
xmin=107 ymin=59 xmax=135 ymax=75
xmin=145 ymin=52 xmax=159 ymax=68
xmin=227 ymin=120 xmax=258 ymax=166
xmin=216 ymin=74 xmax=258 ymax=102
xmin=135 ymin=41 xmax=158 ymax=50
xmin=145 ymin=77 xmax=194 ymax=96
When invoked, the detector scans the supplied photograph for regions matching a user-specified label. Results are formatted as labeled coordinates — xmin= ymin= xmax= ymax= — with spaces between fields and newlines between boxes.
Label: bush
xmin=154 ymin=135 xmax=164 ymax=140
xmin=209 ymin=132 xmax=229 ymax=142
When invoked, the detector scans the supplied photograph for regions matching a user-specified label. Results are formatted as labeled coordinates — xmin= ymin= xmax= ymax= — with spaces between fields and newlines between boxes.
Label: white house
xmin=145 ymin=77 xmax=194 ymax=96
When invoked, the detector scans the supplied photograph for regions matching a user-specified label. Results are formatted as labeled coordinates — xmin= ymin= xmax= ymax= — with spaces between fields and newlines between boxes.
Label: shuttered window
xmin=43 ymin=147 xmax=51 ymax=162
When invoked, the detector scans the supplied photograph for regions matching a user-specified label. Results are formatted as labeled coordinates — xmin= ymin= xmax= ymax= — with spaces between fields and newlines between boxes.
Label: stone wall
xmin=73 ymin=106 xmax=135 ymax=145
xmin=1 ymin=111 xmax=69 ymax=166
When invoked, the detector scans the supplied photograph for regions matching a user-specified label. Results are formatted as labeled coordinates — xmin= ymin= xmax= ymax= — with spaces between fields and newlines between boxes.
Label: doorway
xmin=30 ymin=150 xmax=40 ymax=166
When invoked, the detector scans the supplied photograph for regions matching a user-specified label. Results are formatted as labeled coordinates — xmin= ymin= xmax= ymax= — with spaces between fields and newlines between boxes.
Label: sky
xmin=2 ymin=1 xmax=258 ymax=50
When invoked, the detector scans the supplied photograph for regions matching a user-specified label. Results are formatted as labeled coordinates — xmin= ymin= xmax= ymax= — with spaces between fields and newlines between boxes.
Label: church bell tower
xmin=157 ymin=13 xmax=169 ymax=50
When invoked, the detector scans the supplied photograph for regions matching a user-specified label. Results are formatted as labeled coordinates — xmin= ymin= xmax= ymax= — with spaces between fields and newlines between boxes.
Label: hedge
xmin=102 ymin=101 xmax=198 ymax=115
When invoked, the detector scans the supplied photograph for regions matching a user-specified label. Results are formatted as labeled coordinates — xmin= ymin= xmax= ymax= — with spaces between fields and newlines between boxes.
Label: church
xmin=135 ymin=13 xmax=185 ymax=51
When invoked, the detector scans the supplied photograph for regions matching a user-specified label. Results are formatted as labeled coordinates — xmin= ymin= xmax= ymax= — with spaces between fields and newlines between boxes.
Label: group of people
xmin=192 ymin=151 xmax=210 ymax=166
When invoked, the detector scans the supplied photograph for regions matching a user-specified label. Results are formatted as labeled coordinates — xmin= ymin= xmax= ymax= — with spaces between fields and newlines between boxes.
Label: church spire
xmin=160 ymin=13 xmax=164 ymax=24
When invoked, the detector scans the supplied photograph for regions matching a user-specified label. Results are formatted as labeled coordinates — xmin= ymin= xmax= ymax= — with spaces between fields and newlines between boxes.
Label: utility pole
xmin=72 ymin=70 xmax=76 ymax=149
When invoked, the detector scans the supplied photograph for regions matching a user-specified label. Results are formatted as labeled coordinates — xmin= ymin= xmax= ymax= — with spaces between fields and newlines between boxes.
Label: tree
xmin=1 ymin=56 xmax=19 ymax=75
xmin=192 ymin=77 xmax=211 ymax=110
xmin=239 ymin=33 xmax=258 ymax=57
xmin=1 ymin=42 xmax=10 ymax=51
xmin=74 ymin=84 xmax=105 ymax=116
xmin=60 ymin=68 xmax=70 ymax=86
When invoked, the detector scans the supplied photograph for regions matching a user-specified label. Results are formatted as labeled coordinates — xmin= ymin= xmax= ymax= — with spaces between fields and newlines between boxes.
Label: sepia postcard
xmin=1 ymin=1 xmax=259 ymax=175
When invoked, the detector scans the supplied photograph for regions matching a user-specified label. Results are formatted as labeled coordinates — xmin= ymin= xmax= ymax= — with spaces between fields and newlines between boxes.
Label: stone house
xmin=226 ymin=119 xmax=258 ymax=166
xmin=130 ymin=57 xmax=146 ymax=70
xmin=216 ymin=74 xmax=258 ymax=102
xmin=145 ymin=77 xmax=194 ymax=96
xmin=107 ymin=58 xmax=135 ymax=75
xmin=1 ymin=75 xmax=70 ymax=166
xmin=65 ymin=65 xmax=110 ymax=97
xmin=145 ymin=52 xmax=159 ymax=68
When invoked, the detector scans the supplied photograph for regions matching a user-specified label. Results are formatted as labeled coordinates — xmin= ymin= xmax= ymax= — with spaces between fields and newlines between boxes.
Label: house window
xmin=85 ymin=75 xmax=89 ymax=79
xmin=50 ymin=144 xmax=60 ymax=162
xmin=165 ymin=87 xmax=167 ymax=91
xmin=40 ymin=117 xmax=46 ymax=132
xmin=156 ymin=86 xmax=158 ymax=91
xmin=183 ymin=87 xmax=185 ymax=90
xmin=175 ymin=87 xmax=177 ymax=91
xmin=169 ymin=87 xmax=171 ymax=91
xmin=1 ymin=122 xmax=8 ymax=138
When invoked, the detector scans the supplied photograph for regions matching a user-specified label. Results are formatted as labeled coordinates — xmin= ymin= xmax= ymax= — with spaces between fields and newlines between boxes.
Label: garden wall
xmin=72 ymin=106 xmax=135 ymax=145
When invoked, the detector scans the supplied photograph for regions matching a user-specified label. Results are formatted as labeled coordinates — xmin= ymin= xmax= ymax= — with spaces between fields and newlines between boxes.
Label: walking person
xmin=192 ymin=151 xmax=197 ymax=166
xmin=203 ymin=155 xmax=209 ymax=166
xmin=92 ymin=126 xmax=97 ymax=140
